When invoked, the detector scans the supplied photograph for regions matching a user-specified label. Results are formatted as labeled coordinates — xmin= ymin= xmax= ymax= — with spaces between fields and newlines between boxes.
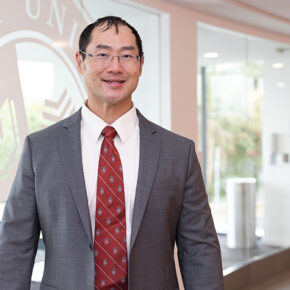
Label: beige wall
xmin=130 ymin=0 xmax=199 ymax=142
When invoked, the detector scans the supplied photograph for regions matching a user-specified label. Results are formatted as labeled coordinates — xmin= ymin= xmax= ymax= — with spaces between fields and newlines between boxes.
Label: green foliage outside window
xmin=199 ymin=63 xmax=263 ymax=200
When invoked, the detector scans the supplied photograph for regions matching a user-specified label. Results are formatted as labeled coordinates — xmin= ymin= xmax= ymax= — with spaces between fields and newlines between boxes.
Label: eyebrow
xmin=120 ymin=45 xmax=136 ymax=51
xmin=95 ymin=44 xmax=136 ymax=51
xmin=95 ymin=44 xmax=111 ymax=50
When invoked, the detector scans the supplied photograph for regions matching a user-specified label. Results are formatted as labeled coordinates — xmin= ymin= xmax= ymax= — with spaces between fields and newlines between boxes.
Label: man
xmin=0 ymin=16 xmax=223 ymax=289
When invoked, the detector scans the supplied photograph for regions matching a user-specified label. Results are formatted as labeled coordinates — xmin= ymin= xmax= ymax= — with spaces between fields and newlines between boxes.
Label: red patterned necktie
xmin=94 ymin=126 xmax=128 ymax=290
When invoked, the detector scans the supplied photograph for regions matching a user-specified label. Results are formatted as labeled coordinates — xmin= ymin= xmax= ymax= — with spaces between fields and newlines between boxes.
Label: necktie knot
xmin=102 ymin=126 xmax=117 ymax=139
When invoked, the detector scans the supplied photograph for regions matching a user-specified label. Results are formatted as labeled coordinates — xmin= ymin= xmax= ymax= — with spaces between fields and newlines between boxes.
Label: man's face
xmin=76 ymin=24 xmax=143 ymax=109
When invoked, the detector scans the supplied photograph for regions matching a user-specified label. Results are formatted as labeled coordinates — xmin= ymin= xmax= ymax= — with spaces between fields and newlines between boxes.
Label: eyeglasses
xmin=80 ymin=50 xmax=141 ymax=67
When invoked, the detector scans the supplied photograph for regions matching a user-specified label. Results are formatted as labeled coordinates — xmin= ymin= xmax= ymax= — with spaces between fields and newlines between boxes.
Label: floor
xmin=247 ymin=269 xmax=290 ymax=290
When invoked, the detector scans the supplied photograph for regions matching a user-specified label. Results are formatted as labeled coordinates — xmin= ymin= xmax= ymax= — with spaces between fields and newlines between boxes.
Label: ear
xmin=76 ymin=51 xmax=84 ymax=74
xmin=138 ymin=56 xmax=144 ymax=75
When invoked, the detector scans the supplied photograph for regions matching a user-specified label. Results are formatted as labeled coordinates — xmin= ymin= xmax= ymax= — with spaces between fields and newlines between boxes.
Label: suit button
xmin=89 ymin=244 xmax=93 ymax=251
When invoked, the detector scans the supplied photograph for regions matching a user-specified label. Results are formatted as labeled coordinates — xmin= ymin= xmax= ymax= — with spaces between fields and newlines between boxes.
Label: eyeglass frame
xmin=79 ymin=50 xmax=141 ymax=66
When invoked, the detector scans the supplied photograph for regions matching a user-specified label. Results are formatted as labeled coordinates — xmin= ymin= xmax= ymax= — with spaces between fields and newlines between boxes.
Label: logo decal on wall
xmin=0 ymin=0 xmax=93 ymax=201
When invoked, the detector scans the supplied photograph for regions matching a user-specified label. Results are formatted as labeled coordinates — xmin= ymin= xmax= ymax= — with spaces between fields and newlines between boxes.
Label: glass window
xmin=198 ymin=23 xmax=290 ymax=239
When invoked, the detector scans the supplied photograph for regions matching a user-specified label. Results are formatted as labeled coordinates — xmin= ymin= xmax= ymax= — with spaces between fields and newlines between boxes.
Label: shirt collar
xmin=81 ymin=101 xmax=137 ymax=144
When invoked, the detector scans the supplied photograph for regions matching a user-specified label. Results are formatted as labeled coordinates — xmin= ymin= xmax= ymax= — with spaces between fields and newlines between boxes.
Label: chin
xmin=104 ymin=95 xmax=130 ymax=106
xmin=105 ymin=97 xmax=123 ymax=105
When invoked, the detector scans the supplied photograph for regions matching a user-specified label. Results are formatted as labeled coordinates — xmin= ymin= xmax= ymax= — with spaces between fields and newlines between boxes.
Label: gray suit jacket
xmin=0 ymin=109 xmax=223 ymax=290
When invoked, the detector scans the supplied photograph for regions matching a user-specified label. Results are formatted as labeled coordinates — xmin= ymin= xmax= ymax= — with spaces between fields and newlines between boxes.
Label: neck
xmin=86 ymin=99 xmax=133 ymax=124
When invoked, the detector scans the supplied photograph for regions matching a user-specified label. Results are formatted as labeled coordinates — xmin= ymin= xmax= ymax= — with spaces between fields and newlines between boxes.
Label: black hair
xmin=79 ymin=16 xmax=144 ymax=59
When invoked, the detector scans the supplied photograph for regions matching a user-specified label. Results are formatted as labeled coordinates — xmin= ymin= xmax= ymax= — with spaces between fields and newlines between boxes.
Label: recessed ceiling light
xmin=272 ymin=62 xmax=284 ymax=69
xmin=203 ymin=52 xmax=219 ymax=59
xmin=277 ymin=82 xmax=286 ymax=88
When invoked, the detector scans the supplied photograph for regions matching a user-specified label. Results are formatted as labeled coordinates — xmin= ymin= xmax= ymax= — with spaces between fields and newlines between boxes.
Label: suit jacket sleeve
xmin=176 ymin=141 xmax=224 ymax=290
xmin=0 ymin=136 xmax=40 ymax=289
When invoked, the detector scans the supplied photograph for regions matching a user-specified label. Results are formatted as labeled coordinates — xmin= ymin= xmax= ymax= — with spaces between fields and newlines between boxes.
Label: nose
xmin=107 ymin=56 xmax=123 ymax=73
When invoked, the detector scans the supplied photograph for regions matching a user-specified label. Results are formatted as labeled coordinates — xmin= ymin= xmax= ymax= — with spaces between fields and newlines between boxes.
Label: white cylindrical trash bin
xmin=227 ymin=177 xmax=256 ymax=249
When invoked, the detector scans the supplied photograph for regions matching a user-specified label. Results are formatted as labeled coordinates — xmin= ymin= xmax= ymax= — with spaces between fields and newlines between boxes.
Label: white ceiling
xmin=164 ymin=0 xmax=290 ymax=66
xmin=165 ymin=0 xmax=290 ymax=37
xmin=197 ymin=23 xmax=290 ymax=66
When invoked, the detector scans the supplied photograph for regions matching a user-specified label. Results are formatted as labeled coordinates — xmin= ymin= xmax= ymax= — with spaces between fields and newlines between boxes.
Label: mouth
xmin=102 ymin=79 xmax=125 ymax=89
xmin=103 ymin=79 xmax=125 ymax=85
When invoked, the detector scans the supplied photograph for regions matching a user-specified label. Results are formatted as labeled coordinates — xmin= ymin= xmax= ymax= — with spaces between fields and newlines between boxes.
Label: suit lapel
xmin=59 ymin=109 xmax=93 ymax=245
xmin=58 ymin=109 xmax=160 ymax=252
xmin=129 ymin=112 xmax=160 ymax=253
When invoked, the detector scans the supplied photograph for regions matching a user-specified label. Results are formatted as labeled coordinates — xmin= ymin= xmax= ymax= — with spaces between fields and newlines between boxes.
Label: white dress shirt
xmin=81 ymin=103 xmax=140 ymax=252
